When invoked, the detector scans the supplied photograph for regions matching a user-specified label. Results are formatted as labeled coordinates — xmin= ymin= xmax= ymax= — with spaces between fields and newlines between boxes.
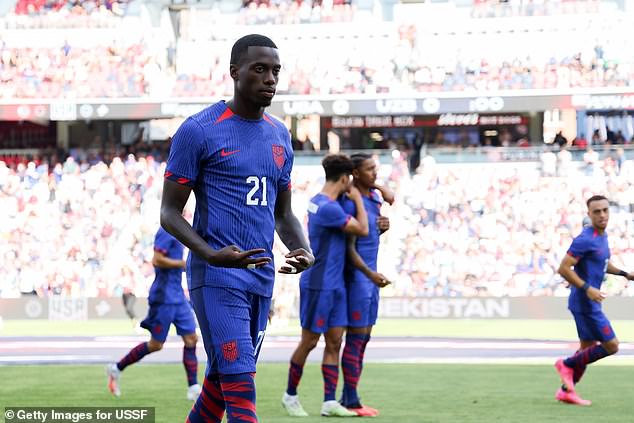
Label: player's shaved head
xmin=231 ymin=34 xmax=278 ymax=65
xmin=586 ymin=195 xmax=608 ymax=209
xmin=322 ymin=154 xmax=354 ymax=182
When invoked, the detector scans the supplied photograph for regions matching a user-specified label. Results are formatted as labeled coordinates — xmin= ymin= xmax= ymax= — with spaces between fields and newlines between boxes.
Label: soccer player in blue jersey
xmin=339 ymin=153 xmax=394 ymax=417
xmin=106 ymin=227 xmax=201 ymax=401
xmin=555 ymin=195 xmax=633 ymax=405
xmin=282 ymin=154 xmax=368 ymax=418
xmin=160 ymin=34 xmax=314 ymax=423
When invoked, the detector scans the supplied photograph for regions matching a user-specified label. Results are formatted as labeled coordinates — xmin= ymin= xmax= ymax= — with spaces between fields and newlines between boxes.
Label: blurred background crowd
xmin=2 ymin=148 xmax=633 ymax=314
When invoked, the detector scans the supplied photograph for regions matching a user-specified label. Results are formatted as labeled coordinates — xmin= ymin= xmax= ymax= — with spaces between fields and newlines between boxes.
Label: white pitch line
xmin=1 ymin=339 xmax=634 ymax=351
xmin=0 ymin=355 xmax=110 ymax=363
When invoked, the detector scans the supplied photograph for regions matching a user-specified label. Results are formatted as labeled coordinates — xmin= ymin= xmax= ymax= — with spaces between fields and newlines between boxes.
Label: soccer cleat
xmin=106 ymin=363 xmax=121 ymax=397
xmin=187 ymin=384 xmax=202 ymax=401
xmin=348 ymin=404 xmax=379 ymax=417
xmin=555 ymin=388 xmax=591 ymax=406
xmin=320 ymin=400 xmax=358 ymax=417
xmin=554 ymin=359 xmax=575 ymax=392
xmin=281 ymin=392 xmax=309 ymax=417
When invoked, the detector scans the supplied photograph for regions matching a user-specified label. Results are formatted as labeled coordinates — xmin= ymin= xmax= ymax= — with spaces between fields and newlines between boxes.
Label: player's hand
xmin=369 ymin=272 xmax=391 ymax=288
xmin=626 ymin=272 xmax=634 ymax=281
xmin=377 ymin=215 xmax=390 ymax=233
xmin=373 ymin=184 xmax=395 ymax=205
xmin=347 ymin=185 xmax=362 ymax=201
xmin=210 ymin=245 xmax=271 ymax=268
xmin=586 ymin=286 xmax=607 ymax=303
xmin=279 ymin=248 xmax=314 ymax=274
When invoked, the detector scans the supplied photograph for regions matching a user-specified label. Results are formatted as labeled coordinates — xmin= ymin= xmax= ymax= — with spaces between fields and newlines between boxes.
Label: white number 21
xmin=246 ymin=176 xmax=268 ymax=206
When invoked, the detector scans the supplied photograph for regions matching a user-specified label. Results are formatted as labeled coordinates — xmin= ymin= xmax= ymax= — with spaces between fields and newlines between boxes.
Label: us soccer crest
xmin=222 ymin=340 xmax=239 ymax=362
xmin=272 ymin=145 xmax=285 ymax=169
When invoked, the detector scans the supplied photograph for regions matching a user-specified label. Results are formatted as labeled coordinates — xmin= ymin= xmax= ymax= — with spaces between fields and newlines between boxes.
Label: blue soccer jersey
xmin=341 ymin=189 xmax=382 ymax=286
xmin=300 ymin=193 xmax=351 ymax=290
xmin=165 ymin=101 xmax=293 ymax=297
xmin=148 ymin=227 xmax=186 ymax=305
xmin=566 ymin=226 xmax=610 ymax=313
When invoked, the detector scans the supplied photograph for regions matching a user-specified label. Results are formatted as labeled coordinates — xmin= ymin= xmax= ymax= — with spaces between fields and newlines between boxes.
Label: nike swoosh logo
xmin=220 ymin=149 xmax=240 ymax=157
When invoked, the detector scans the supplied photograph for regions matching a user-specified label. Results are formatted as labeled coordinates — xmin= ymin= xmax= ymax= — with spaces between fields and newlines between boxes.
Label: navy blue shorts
xmin=571 ymin=310 xmax=616 ymax=342
xmin=300 ymin=287 xmax=347 ymax=333
xmin=190 ymin=286 xmax=270 ymax=375
xmin=140 ymin=302 xmax=197 ymax=343
xmin=346 ymin=282 xmax=379 ymax=328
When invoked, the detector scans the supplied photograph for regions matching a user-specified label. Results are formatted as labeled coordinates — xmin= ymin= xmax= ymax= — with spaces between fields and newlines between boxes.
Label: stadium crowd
xmin=2 ymin=38 xmax=630 ymax=99
xmin=7 ymin=0 xmax=129 ymax=28
xmin=2 ymin=146 xmax=634 ymax=304
xmin=238 ymin=0 xmax=356 ymax=25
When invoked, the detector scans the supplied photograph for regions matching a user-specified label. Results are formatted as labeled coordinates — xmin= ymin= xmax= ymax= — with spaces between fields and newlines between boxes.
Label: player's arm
xmin=373 ymin=183 xmax=395 ymax=205
xmin=346 ymin=235 xmax=390 ymax=288
xmin=606 ymin=262 xmax=634 ymax=281
xmin=558 ymin=254 xmax=605 ymax=302
xmin=275 ymin=189 xmax=314 ymax=274
xmin=152 ymin=249 xmax=186 ymax=269
xmin=161 ymin=179 xmax=270 ymax=268
xmin=343 ymin=186 xmax=369 ymax=236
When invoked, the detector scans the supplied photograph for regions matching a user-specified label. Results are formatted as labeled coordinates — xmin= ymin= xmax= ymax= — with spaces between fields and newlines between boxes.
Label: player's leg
xmin=341 ymin=285 xmax=376 ymax=414
xmin=321 ymin=288 xmax=356 ymax=417
xmin=192 ymin=287 xmax=260 ymax=423
xmin=188 ymin=287 xmax=226 ymax=423
xmin=562 ymin=312 xmax=617 ymax=374
xmin=555 ymin=312 xmax=617 ymax=405
xmin=341 ymin=283 xmax=371 ymax=408
xmin=216 ymin=293 xmax=270 ymax=421
xmin=282 ymin=286 xmax=321 ymax=416
xmin=175 ymin=302 xmax=202 ymax=400
xmin=106 ymin=304 xmax=171 ymax=397
xmin=572 ymin=340 xmax=598 ymax=385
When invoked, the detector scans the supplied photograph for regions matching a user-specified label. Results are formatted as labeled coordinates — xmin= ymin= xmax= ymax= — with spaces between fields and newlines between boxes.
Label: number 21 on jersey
xmin=246 ymin=176 xmax=268 ymax=206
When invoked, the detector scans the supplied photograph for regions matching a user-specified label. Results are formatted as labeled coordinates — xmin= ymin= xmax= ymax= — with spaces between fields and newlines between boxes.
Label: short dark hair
xmin=350 ymin=153 xmax=372 ymax=170
xmin=322 ymin=154 xmax=353 ymax=182
xmin=586 ymin=195 xmax=608 ymax=208
xmin=230 ymin=34 xmax=277 ymax=65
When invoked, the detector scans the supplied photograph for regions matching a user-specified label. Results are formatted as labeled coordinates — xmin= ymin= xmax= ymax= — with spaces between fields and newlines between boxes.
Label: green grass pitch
xmin=1 ymin=363 xmax=633 ymax=423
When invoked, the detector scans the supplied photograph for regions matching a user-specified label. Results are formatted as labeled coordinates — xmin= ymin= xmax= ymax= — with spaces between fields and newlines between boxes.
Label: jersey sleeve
xmin=165 ymin=117 xmax=207 ymax=187
xmin=318 ymin=201 xmax=351 ymax=229
xmin=154 ymin=229 xmax=172 ymax=254
xmin=278 ymin=130 xmax=294 ymax=192
xmin=567 ymin=234 xmax=590 ymax=260
xmin=340 ymin=195 xmax=357 ymax=216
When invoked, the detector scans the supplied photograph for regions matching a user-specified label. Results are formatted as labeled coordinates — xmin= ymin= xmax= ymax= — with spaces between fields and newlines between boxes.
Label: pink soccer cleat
xmin=554 ymin=359 xmax=575 ymax=392
xmin=349 ymin=405 xmax=379 ymax=417
xmin=555 ymin=388 xmax=591 ymax=406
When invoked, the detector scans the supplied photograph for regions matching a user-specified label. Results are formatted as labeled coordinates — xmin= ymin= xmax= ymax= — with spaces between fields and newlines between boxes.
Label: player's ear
xmin=229 ymin=64 xmax=240 ymax=81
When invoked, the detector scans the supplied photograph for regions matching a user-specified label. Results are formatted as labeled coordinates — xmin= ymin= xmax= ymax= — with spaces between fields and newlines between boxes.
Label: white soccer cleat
xmin=187 ymin=384 xmax=202 ymax=401
xmin=320 ymin=400 xmax=358 ymax=417
xmin=106 ymin=363 xmax=121 ymax=397
xmin=281 ymin=392 xmax=309 ymax=417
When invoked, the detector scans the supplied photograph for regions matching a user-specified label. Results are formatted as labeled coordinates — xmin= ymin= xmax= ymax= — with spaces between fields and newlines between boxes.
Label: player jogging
xmin=160 ymin=34 xmax=314 ymax=423
xmin=339 ymin=153 xmax=394 ymax=417
xmin=555 ymin=195 xmax=633 ymax=405
xmin=282 ymin=154 xmax=368 ymax=418
xmin=107 ymin=227 xmax=201 ymax=401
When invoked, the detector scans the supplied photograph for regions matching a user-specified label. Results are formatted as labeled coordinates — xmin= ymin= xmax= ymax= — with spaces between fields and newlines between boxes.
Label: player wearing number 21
xmin=160 ymin=34 xmax=314 ymax=423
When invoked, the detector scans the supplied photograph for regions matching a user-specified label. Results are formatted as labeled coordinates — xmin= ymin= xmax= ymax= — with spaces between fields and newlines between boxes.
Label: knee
xmin=604 ymin=339 xmax=619 ymax=355
xmin=148 ymin=340 xmax=164 ymax=352
xmin=303 ymin=337 xmax=319 ymax=351
xmin=325 ymin=338 xmax=343 ymax=354
xmin=184 ymin=334 xmax=198 ymax=348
